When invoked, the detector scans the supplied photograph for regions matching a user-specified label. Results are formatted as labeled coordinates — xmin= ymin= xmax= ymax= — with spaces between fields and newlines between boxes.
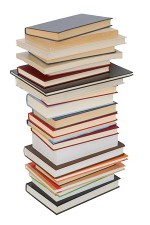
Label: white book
xmin=27 ymin=93 xmax=114 ymax=118
xmin=32 ymin=133 xmax=118 ymax=165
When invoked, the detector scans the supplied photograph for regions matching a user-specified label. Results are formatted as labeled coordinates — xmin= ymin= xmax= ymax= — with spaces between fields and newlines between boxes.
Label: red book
xmin=17 ymin=64 xmax=110 ymax=88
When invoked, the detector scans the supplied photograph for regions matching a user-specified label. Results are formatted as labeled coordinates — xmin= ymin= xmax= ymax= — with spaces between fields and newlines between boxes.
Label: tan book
xmin=25 ymin=28 xmax=118 ymax=50
xmin=16 ymin=35 xmax=125 ymax=62
xmin=33 ymin=103 xmax=117 ymax=129
xmin=28 ymin=112 xmax=117 ymax=136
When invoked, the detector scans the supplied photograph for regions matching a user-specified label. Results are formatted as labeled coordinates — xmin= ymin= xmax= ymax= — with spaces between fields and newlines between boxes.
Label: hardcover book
xmin=25 ymin=14 xmax=112 ymax=41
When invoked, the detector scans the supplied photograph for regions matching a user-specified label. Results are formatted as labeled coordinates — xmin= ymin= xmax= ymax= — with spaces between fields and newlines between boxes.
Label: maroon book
xmin=17 ymin=64 xmax=110 ymax=88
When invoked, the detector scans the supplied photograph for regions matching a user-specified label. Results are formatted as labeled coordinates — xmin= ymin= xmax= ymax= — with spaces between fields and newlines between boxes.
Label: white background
xmin=1 ymin=0 xmax=150 ymax=224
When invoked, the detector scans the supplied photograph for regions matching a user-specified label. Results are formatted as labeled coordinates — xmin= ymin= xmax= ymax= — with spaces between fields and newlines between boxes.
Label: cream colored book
xmin=16 ymin=34 xmax=125 ymax=61
xmin=16 ymin=50 xmax=122 ymax=74
xmin=33 ymin=47 xmax=115 ymax=64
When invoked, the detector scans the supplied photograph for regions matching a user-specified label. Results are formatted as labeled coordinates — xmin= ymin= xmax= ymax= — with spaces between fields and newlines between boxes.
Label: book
xmin=31 ymin=174 xmax=115 ymax=201
xmin=25 ymin=14 xmax=112 ymax=41
xmin=28 ymin=112 xmax=117 ymax=137
xmin=26 ymin=176 xmax=119 ymax=214
xmin=15 ymin=77 xmax=122 ymax=103
xmin=32 ymin=132 xmax=118 ymax=167
xmin=33 ymin=103 xmax=117 ymax=129
xmin=24 ymin=143 xmax=126 ymax=177
xmin=16 ymin=34 xmax=124 ymax=63
xmin=31 ymin=124 xmax=118 ymax=150
xmin=25 ymin=28 xmax=118 ymax=50
xmin=34 ymin=165 xmax=115 ymax=186
xmin=17 ymin=64 xmax=110 ymax=87
xmin=26 ymin=93 xmax=115 ymax=118
xmin=17 ymin=39 xmax=116 ymax=63
xmin=16 ymin=51 xmax=122 ymax=74
xmin=26 ymin=162 xmax=124 ymax=194
xmin=10 ymin=63 xmax=132 ymax=96
xmin=28 ymin=120 xmax=117 ymax=144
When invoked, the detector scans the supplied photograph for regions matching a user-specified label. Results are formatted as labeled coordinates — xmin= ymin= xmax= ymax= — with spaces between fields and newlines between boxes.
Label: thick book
xmin=24 ymin=143 xmax=126 ymax=177
xmin=10 ymin=63 xmax=132 ymax=96
xmin=26 ymin=176 xmax=119 ymax=214
xmin=25 ymin=14 xmax=112 ymax=41
xmin=31 ymin=132 xmax=118 ymax=167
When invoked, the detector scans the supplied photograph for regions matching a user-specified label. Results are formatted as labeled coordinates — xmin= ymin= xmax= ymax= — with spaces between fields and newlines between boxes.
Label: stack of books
xmin=11 ymin=14 xmax=133 ymax=214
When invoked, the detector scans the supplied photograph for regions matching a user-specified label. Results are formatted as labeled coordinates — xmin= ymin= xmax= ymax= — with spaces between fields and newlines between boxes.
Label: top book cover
xmin=25 ymin=14 xmax=112 ymax=41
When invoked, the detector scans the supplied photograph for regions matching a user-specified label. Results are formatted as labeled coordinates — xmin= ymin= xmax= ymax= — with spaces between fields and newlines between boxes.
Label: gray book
xmin=25 ymin=14 xmax=112 ymax=41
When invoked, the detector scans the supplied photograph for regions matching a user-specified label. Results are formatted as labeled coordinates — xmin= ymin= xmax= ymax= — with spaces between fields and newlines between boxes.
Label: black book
xmin=10 ymin=63 xmax=133 ymax=96
xmin=26 ymin=175 xmax=120 ymax=214
xmin=25 ymin=14 xmax=112 ymax=41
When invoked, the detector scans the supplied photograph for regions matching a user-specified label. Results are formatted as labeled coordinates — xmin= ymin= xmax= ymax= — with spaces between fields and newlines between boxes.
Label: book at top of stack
xmin=11 ymin=13 xmax=133 ymax=215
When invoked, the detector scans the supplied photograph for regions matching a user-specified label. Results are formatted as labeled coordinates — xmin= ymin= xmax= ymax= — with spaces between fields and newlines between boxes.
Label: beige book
xmin=16 ymin=50 xmax=122 ymax=74
xmin=16 ymin=35 xmax=125 ymax=60
xmin=34 ymin=47 xmax=115 ymax=64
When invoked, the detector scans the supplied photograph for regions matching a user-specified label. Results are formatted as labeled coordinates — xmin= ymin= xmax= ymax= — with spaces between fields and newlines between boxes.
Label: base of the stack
xmin=26 ymin=175 xmax=120 ymax=215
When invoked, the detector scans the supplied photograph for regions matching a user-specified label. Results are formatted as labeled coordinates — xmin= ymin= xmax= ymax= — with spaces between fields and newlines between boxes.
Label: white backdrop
xmin=1 ymin=0 xmax=149 ymax=224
